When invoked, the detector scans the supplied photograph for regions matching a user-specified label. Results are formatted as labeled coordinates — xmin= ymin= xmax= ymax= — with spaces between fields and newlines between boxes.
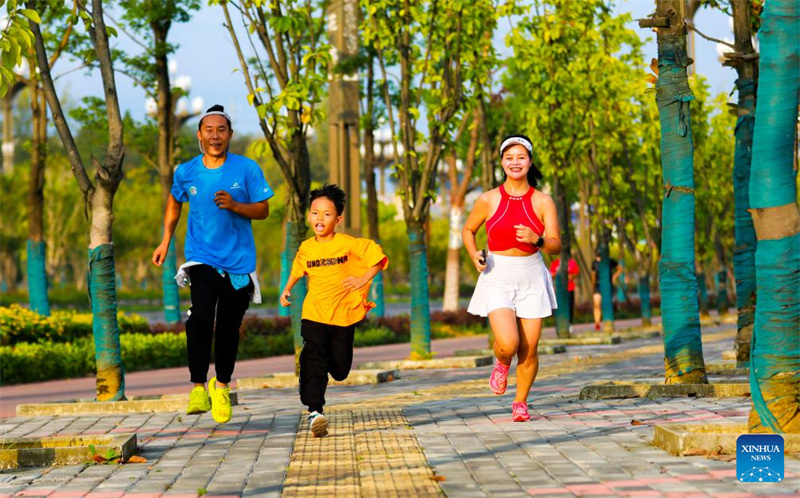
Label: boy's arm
xmin=280 ymin=274 xmax=302 ymax=306
xmin=342 ymin=259 xmax=386 ymax=291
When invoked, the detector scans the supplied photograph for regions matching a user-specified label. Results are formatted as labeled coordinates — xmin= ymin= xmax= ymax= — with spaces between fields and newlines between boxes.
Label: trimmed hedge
xmin=0 ymin=333 xmax=186 ymax=385
xmin=0 ymin=305 xmax=149 ymax=345
xmin=0 ymin=325 xmax=404 ymax=385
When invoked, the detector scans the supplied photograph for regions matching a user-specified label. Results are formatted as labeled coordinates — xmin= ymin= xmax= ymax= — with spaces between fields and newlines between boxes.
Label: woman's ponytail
xmin=527 ymin=164 xmax=544 ymax=188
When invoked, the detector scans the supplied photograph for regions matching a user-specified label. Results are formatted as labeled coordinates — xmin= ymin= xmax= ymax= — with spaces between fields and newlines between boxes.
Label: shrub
xmin=0 ymin=305 xmax=65 ymax=345
xmin=119 ymin=333 xmax=186 ymax=371
xmin=54 ymin=309 xmax=151 ymax=338
xmin=431 ymin=321 xmax=488 ymax=339
xmin=0 ymin=333 xmax=187 ymax=385
xmin=0 ymin=339 xmax=96 ymax=384
xmin=429 ymin=309 xmax=486 ymax=327
xmin=354 ymin=326 xmax=400 ymax=347
xmin=239 ymin=330 xmax=294 ymax=358
xmin=239 ymin=316 xmax=291 ymax=339
xmin=0 ymin=305 xmax=153 ymax=345
xmin=362 ymin=315 xmax=410 ymax=337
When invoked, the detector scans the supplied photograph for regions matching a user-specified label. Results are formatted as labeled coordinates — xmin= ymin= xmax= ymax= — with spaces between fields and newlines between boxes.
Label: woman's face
xmin=501 ymin=144 xmax=531 ymax=181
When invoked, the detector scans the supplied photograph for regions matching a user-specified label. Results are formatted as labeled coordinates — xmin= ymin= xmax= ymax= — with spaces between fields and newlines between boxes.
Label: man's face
xmin=197 ymin=115 xmax=232 ymax=159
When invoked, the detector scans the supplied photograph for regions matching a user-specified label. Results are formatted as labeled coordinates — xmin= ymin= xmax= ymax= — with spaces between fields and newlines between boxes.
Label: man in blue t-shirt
xmin=152 ymin=104 xmax=274 ymax=423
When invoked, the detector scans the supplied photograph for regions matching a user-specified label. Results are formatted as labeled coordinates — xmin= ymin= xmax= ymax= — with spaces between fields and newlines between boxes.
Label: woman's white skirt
xmin=467 ymin=252 xmax=557 ymax=319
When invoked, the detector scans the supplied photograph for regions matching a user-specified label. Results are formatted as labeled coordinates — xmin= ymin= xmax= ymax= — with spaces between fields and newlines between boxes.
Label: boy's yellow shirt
xmin=291 ymin=233 xmax=389 ymax=326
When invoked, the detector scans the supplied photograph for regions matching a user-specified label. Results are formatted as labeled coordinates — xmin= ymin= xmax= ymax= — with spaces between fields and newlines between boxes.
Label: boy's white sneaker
xmin=308 ymin=411 xmax=329 ymax=437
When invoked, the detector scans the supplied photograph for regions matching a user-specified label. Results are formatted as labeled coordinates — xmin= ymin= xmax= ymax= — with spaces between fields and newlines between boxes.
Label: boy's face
xmin=308 ymin=197 xmax=342 ymax=238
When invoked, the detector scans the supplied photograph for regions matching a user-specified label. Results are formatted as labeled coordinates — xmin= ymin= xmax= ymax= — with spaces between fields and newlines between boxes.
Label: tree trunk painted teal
xmin=638 ymin=274 xmax=652 ymax=326
xmin=369 ymin=256 xmax=386 ymax=317
xmin=285 ymin=219 xmax=307 ymax=374
xmin=696 ymin=271 xmax=710 ymax=317
xmin=746 ymin=0 xmax=800 ymax=434
xmin=278 ymin=243 xmax=291 ymax=318
xmin=732 ymin=94 xmax=757 ymax=366
xmin=553 ymin=271 xmax=570 ymax=337
xmin=716 ymin=269 xmax=729 ymax=315
xmin=652 ymin=1 xmax=706 ymax=384
xmin=616 ymin=270 xmax=627 ymax=303
xmin=88 ymin=244 xmax=125 ymax=401
xmin=27 ymin=86 xmax=49 ymax=317
xmin=553 ymin=177 xmax=571 ymax=338
xmin=161 ymin=240 xmax=181 ymax=324
xmin=730 ymin=0 xmax=758 ymax=369
xmin=598 ymin=242 xmax=614 ymax=332
xmin=26 ymin=240 xmax=50 ymax=316
xmin=408 ymin=222 xmax=432 ymax=359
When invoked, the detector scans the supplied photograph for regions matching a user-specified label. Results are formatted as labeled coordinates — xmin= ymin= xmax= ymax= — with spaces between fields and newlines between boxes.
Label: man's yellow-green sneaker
xmin=187 ymin=385 xmax=211 ymax=414
xmin=208 ymin=376 xmax=232 ymax=424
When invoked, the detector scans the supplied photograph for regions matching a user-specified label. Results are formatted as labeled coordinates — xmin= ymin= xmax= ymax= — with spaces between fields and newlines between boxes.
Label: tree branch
xmin=685 ymin=20 xmax=735 ymax=49
xmin=91 ymin=0 xmax=125 ymax=185
xmin=47 ymin=0 xmax=78 ymax=68
xmin=221 ymin=1 xmax=294 ymax=188
xmin=30 ymin=17 xmax=94 ymax=196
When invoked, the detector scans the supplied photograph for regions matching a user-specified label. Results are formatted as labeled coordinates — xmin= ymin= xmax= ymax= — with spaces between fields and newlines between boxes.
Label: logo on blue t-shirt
xmin=190 ymin=186 xmax=198 ymax=196
xmin=232 ymin=182 xmax=241 ymax=189
xmin=737 ymin=434 xmax=784 ymax=482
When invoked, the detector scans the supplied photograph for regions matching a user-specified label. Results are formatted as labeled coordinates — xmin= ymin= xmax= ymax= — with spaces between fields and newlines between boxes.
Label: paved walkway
xmin=0 ymin=317 xmax=657 ymax=417
xmin=2 ymin=320 xmax=798 ymax=497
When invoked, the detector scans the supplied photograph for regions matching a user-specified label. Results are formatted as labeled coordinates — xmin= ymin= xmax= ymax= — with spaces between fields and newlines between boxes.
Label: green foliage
xmin=0 ymin=320 xmax=404 ymax=384
xmin=0 ymin=305 xmax=149 ymax=345
xmin=506 ymin=0 xmax=645 ymax=187
xmin=353 ymin=326 xmax=398 ymax=347
xmin=217 ymin=0 xmax=331 ymax=150
xmin=0 ymin=2 xmax=38 ymax=97
xmin=506 ymin=0 xmax=665 ymax=290
xmin=0 ymin=333 xmax=185 ymax=385
xmin=0 ymin=305 xmax=64 ymax=345
xmin=361 ymin=0 xmax=501 ymax=222
xmin=0 ymin=339 xmax=95 ymax=384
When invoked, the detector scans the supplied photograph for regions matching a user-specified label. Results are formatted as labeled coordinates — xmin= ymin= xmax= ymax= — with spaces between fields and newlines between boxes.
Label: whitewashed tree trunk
xmin=442 ymin=204 xmax=464 ymax=311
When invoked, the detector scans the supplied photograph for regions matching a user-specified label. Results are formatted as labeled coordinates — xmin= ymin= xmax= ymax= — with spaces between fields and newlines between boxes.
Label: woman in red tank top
xmin=462 ymin=134 xmax=562 ymax=423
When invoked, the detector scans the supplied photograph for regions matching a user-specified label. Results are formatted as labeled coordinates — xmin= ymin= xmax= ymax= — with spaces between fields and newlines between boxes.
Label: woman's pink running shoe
xmin=512 ymin=401 xmax=530 ymax=422
xmin=489 ymin=361 xmax=510 ymax=395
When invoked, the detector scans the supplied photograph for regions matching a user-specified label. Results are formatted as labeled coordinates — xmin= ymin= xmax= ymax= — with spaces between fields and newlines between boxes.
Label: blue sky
xmin=49 ymin=0 xmax=737 ymax=136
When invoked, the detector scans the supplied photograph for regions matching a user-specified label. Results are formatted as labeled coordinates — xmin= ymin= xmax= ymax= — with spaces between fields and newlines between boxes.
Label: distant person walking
xmin=152 ymin=105 xmax=274 ymax=423
xmin=463 ymin=134 xmax=561 ymax=422
xmin=280 ymin=184 xmax=388 ymax=438
xmin=590 ymin=254 xmax=622 ymax=331
xmin=549 ymin=257 xmax=579 ymax=325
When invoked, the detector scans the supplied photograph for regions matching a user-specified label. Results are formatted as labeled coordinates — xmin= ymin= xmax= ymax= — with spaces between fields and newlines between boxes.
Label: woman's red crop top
xmin=486 ymin=185 xmax=544 ymax=253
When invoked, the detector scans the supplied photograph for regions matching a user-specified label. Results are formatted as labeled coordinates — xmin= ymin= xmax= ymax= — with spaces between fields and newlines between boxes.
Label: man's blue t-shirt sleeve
xmin=171 ymin=164 xmax=188 ymax=202
xmin=246 ymin=161 xmax=274 ymax=203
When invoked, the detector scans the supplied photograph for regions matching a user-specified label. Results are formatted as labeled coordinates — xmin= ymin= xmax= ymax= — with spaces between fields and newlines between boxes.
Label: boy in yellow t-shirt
xmin=280 ymin=184 xmax=388 ymax=438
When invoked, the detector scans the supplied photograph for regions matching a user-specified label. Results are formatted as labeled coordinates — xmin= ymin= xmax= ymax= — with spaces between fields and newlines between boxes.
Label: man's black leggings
xmin=186 ymin=264 xmax=253 ymax=385
xmin=299 ymin=319 xmax=355 ymax=413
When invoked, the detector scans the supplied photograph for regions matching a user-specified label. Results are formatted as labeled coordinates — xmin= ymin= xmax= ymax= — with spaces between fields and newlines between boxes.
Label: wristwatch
xmin=535 ymin=236 xmax=545 ymax=248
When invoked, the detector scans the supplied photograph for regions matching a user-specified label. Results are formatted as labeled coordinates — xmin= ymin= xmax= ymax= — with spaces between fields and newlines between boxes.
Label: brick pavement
xmin=1 ymin=322 xmax=798 ymax=497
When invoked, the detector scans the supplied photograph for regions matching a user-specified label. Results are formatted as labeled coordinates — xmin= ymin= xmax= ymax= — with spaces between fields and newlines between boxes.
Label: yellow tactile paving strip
xmin=282 ymin=328 xmax=735 ymax=496
xmin=282 ymin=409 xmax=441 ymax=497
